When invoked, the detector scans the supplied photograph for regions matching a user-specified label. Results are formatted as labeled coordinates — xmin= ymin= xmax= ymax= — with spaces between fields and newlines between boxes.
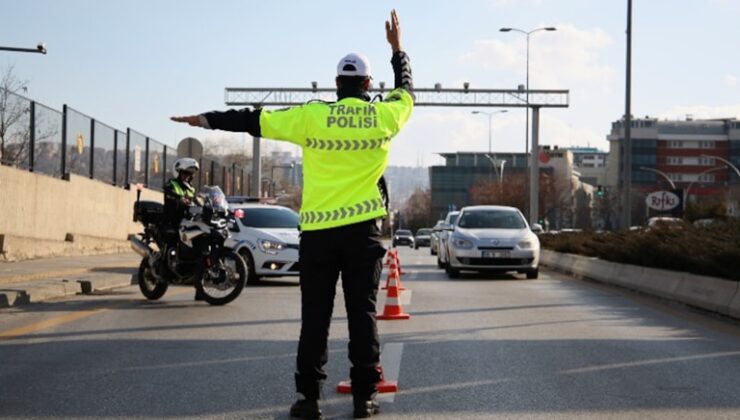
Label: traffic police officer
xmin=171 ymin=10 xmax=412 ymax=418
xmin=163 ymin=157 xmax=203 ymax=300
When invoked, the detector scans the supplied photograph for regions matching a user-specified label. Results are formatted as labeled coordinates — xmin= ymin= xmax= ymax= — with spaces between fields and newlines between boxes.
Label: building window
xmin=667 ymin=157 xmax=683 ymax=165
xmin=700 ymin=141 xmax=713 ymax=149
xmin=699 ymin=157 xmax=715 ymax=165
xmin=698 ymin=174 xmax=715 ymax=182
xmin=668 ymin=173 xmax=683 ymax=181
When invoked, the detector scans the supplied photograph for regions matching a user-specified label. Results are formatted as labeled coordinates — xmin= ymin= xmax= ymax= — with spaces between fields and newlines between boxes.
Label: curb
xmin=541 ymin=250 xmax=740 ymax=320
xmin=0 ymin=273 xmax=135 ymax=309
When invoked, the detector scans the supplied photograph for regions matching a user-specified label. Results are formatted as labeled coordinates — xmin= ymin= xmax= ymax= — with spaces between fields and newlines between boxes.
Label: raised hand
xmin=385 ymin=9 xmax=402 ymax=53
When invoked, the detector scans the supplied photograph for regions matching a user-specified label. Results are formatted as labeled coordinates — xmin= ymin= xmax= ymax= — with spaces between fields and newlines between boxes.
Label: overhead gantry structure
xmin=224 ymin=86 xmax=569 ymax=224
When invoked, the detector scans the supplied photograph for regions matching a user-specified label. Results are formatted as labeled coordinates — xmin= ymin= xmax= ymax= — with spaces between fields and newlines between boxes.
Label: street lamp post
xmin=471 ymin=110 xmax=508 ymax=155
xmin=700 ymin=155 xmax=740 ymax=178
xmin=685 ymin=166 xmax=726 ymax=203
xmin=270 ymin=163 xmax=295 ymax=196
xmin=472 ymin=110 xmax=508 ymax=187
xmin=500 ymin=26 xmax=556 ymax=223
xmin=499 ymin=27 xmax=556 ymax=157
xmin=639 ymin=166 xmax=676 ymax=190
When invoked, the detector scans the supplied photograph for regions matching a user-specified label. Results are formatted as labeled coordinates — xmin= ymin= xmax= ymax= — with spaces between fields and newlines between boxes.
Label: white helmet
xmin=173 ymin=157 xmax=200 ymax=177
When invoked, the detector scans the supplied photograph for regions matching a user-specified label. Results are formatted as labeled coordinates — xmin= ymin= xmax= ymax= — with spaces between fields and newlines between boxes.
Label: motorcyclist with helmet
xmin=163 ymin=157 xmax=203 ymax=300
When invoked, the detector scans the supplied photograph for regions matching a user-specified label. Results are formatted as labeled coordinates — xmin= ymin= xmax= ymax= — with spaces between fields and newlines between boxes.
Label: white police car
xmin=226 ymin=200 xmax=300 ymax=284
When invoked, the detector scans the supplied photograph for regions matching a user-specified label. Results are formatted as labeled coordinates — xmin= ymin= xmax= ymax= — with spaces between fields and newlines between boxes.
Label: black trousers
xmin=295 ymin=219 xmax=386 ymax=400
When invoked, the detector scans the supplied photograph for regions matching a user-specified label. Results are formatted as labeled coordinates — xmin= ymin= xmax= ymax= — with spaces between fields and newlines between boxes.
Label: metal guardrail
xmin=0 ymin=88 xmax=250 ymax=195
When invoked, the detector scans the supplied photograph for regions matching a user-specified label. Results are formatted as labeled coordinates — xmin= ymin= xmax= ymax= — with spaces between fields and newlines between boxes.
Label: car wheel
xmin=437 ymin=256 xmax=444 ymax=269
xmin=446 ymin=265 xmax=460 ymax=278
xmin=239 ymin=249 xmax=261 ymax=285
xmin=526 ymin=268 xmax=539 ymax=279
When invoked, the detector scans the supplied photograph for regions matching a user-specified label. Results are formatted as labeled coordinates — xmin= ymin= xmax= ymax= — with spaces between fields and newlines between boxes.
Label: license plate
xmin=482 ymin=250 xmax=510 ymax=258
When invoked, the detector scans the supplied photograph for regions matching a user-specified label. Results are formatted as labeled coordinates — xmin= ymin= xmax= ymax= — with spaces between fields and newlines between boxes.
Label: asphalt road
xmin=1 ymin=246 xmax=740 ymax=419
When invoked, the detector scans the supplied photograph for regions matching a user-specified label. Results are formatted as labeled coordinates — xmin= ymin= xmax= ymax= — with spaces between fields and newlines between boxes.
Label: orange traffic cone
xmin=384 ymin=250 xmax=393 ymax=267
xmin=336 ymin=365 xmax=398 ymax=394
xmin=382 ymin=258 xmax=405 ymax=291
xmin=377 ymin=266 xmax=410 ymax=320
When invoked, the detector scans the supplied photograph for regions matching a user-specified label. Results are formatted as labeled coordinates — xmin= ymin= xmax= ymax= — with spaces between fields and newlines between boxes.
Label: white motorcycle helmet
xmin=173 ymin=157 xmax=200 ymax=177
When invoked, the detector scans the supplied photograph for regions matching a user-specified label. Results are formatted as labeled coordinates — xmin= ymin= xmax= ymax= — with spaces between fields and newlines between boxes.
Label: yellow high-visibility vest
xmin=260 ymin=89 xmax=414 ymax=231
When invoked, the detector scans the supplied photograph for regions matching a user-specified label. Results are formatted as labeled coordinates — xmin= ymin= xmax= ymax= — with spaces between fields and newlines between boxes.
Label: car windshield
xmin=447 ymin=213 xmax=459 ymax=225
xmin=416 ymin=229 xmax=432 ymax=235
xmin=395 ymin=230 xmax=412 ymax=236
xmin=237 ymin=207 xmax=299 ymax=228
xmin=457 ymin=210 xmax=526 ymax=229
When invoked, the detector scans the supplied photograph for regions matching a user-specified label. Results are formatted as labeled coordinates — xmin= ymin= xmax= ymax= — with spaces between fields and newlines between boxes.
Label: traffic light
xmin=596 ymin=185 xmax=605 ymax=197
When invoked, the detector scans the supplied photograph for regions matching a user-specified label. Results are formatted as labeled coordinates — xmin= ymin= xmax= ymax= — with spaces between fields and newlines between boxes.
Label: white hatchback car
xmin=226 ymin=203 xmax=300 ymax=284
xmin=443 ymin=205 xmax=540 ymax=279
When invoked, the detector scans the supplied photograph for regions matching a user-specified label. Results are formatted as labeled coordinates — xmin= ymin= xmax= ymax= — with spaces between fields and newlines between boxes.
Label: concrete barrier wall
xmin=0 ymin=165 xmax=161 ymax=260
xmin=541 ymin=249 xmax=740 ymax=320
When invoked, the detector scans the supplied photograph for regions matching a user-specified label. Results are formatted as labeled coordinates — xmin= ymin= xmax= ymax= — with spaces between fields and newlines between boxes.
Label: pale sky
xmin=3 ymin=0 xmax=739 ymax=167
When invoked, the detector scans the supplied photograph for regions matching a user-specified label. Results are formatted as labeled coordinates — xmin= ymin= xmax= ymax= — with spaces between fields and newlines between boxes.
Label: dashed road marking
xmin=378 ymin=342 xmax=404 ymax=403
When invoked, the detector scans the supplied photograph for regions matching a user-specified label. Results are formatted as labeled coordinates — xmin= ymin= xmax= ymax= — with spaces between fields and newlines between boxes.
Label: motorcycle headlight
xmin=518 ymin=239 xmax=536 ymax=249
xmin=452 ymin=237 xmax=473 ymax=249
xmin=258 ymin=239 xmax=286 ymax=254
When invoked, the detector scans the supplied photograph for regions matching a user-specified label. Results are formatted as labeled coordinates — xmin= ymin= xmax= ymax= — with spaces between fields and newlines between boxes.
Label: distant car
xmin=693 ymin=218 xmax=723 ymax=228
xmin=646 ymin=217 xmax=685 ymax=230
xmin=225 ymin=203 xmax=300 ymax=284
xmin=437 ymin=211 xmax=460 ymax=269
xmin=414 ymin=228 xmax=433 ymax=249
xmin=443 ymin=205 xmax=540 ymax=279
xmin=392 ymin=229 xmax=415 ymax=248
xmin=430 ymin=220 xmax=445 ymax=255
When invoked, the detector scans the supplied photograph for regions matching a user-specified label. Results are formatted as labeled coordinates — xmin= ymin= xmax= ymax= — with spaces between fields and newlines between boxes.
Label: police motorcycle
xmin=129 ymin=185 xmax=247 ymax=305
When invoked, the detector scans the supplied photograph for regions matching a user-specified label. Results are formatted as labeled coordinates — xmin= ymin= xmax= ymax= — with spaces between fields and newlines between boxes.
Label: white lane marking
xmin=399 ymin=289 xmax=412 ymax=306
xmin=377 ymin=342 xmax=404 ymax=403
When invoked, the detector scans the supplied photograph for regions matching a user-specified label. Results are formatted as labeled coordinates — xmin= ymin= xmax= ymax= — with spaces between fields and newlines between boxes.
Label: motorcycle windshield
xmin=198 ymin=186 xmax=229 ymax=213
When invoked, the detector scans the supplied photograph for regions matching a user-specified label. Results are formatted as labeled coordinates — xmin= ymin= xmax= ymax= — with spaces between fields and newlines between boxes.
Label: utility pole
xmin=622 ymin=0 xmax=633 ymax=229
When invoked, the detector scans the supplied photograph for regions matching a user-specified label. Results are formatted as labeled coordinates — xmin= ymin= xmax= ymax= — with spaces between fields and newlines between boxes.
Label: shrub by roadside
xmin=540 ymin=220 xmax=740 ymax=281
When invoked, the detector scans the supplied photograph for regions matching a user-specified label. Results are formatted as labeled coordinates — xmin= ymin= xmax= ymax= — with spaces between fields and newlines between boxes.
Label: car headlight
xmin=518 ymin=239 xmax=536 ymax=249
xmin=452 ymin=237 xmax=473 ymax=249
xmin=258 ymin=239 xmax=286 ymax=254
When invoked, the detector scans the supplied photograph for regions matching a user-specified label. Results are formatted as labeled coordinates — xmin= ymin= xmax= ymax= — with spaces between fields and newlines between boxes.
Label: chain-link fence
xmin=0 ymin=88 xmax=252 ymax=194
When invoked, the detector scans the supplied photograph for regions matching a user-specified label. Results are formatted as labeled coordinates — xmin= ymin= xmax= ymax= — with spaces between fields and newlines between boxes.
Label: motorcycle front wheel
xmin=195 ymin=249 xmax=247 ymax=305
xmin=138 ymin=257 xmax=168 ymax=300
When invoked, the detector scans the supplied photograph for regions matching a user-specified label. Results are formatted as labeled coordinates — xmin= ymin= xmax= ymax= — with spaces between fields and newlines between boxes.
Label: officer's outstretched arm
xmin=171 ymin=108 xmax=262 ymax=137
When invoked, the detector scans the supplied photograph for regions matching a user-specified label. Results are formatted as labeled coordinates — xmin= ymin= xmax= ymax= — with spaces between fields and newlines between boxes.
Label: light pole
xmin=639 ymin=166 xmax=676 ymax=190
xmin=471 ymin=110 xmax=507 ymax=155
xmin=270 ymin=163 xmax=295 ymax=196
xmin=499 ymin=27 xmax=556 ymax=157
xmin=685 ymin=166 xmax=726 ymax=203
xmin=500 ymin=26 xmax=556 ymax=223
xmin=700 ymin=155 xmax=740 ymax=178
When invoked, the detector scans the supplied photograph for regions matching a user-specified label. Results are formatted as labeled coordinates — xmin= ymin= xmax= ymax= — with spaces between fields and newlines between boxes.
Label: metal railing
xmin=0 ymin=88 xmax=252 ymax=194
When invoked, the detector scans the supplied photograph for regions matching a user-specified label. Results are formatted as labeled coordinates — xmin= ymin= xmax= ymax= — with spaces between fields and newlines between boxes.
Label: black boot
xmin=353 ymin=397 xmax=379 ymax=418
xmin=290 ymin=399 xmax=322 ymax=419
xmin=194 ymin=289 xmax=206 ymax=301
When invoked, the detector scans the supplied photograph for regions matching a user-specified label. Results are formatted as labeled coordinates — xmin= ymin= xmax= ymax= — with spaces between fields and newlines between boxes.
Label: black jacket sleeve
xmin=202 ymin=108 xmax=262 ymax=137
xmin=391 ymin=51 xmax=413 ymax=92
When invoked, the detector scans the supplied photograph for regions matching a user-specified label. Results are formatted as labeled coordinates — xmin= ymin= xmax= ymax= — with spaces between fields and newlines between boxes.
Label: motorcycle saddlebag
xmin=133 ymin=200 xmax=164 ymax=224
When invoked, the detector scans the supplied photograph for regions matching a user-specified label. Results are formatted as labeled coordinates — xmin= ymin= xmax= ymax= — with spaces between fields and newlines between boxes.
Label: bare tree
xmin=401 ymin=187 xmax=433 ymax=233
xmin=0 ymin=65 xmax=31 ymax=167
